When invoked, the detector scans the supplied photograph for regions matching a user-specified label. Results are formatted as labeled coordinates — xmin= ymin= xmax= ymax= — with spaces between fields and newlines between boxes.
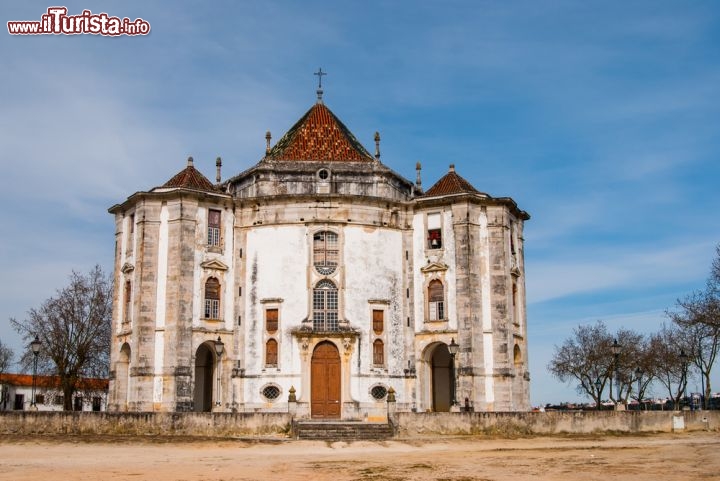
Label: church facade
xmin=108 ymin=95 xmax=530 ymax=417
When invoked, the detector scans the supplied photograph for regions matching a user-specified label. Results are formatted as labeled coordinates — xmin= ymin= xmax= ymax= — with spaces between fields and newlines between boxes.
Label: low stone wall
xmin=0 ymin=410 xmax=717 ymax=438
xmin=391 ymin=411 xmax=720 ymax=437
xmin=0 ymin=412 xmax=293 ymax=437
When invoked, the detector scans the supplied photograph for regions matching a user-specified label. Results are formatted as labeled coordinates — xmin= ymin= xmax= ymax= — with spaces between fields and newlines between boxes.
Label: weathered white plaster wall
xmin=478 ymin=209 xmax=495 ymax=404
xmin=343 ymin=225 xmax=404 ymax=401
xmin=155 ymin=203 xmax=168 ymax=329
xmin=243 ymin=225 xmax=308 ymax=400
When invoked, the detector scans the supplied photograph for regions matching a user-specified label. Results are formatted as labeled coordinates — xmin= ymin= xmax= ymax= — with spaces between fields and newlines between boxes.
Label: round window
xmin=370 ymin=385 xmax=388 ymax=400
xmin=318 ymin=169 xmax=330 ymax=180
xmin=262 ymin=385 xmax=281 ymax=401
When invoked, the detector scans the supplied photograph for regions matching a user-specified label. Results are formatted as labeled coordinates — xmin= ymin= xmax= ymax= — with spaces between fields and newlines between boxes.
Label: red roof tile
xmin=423 ymin=165 xmax=483 ymax=197
xmin=162 ymin=157 xmax=217 ymax=191
xmin=0 ymin=373 xmax=108 ymax=390
xmin=266 ymin=103 xmax=374 ymax=162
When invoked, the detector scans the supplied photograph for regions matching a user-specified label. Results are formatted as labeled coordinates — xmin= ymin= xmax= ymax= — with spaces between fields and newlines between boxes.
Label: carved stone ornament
xmin=200 ymin=259 xmax=229 ymax=271
xmin=121 ymin=263 xmax=135 ymax=274
xmin=420 ymin=261 xmax=449 ymax=274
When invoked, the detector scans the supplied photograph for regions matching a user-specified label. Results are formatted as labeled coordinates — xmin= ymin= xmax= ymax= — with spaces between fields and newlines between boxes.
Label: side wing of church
xmin=107 ymin=96 xmax=530 ymax=416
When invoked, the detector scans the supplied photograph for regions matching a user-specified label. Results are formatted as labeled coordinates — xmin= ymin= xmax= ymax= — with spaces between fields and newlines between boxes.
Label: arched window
xmin=266 ymin=339 xmax=278 ymax=366
xmin=428 ymin=280 xmax=444 ymax=321
xmin=204 ymin=277 xmax=220 ymax=319
xmin=313 ymin=231 xmax=339 ymax=275
xmin=373 ymin=339 xmax=384 ymax=366
xmin=514 ymin=344 xmax=522 ymax=366
xmin=313 ymin=280 xmax=338 ymax=331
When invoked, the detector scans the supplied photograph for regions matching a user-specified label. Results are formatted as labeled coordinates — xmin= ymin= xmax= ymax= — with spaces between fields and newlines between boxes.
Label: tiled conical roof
xmin=266 ymin=103 xmax=374 ymax=162
xmin=162 ymin=157 xmax=216 ymax=191
xmin=423 ymin=164 xmax=482 ymax=197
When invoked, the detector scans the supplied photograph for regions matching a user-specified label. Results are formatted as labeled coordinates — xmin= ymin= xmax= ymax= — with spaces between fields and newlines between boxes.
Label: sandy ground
xmin=0 ymin=432 xmax=718 ymax=481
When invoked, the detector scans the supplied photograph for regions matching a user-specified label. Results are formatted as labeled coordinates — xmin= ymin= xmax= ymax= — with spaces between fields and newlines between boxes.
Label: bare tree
xmin=650 ymin=324 xmax=690 ymax=408
xmin=548 ymin=321 xmax=614 ymax=409
xmin=668 ymin=288 xmax=720 ymax=409
xmin=11 ymin=265 xmax=112 ymax=411
xmin=0 ymin=339 xmax=11 ymax=411
xmin=710 ymin=244 xmax=720 ymax=291
xmin=610 ymin=328 xmax=646 ymax=405
xmin=0 ymin=339 xmax=13 ymax=375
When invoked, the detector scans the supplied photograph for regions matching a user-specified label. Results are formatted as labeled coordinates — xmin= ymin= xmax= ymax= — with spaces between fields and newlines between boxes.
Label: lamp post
xmin=448 ymin=338 xmax=459 ymax=407
xmin=30 ymin=335 xmax=41 ymax=410
xmin=214 ymin=336 xmax=224 ymax=408
xmin=595 ymin=378 xmax=602 ymax=410
xmin=635 ymin=367 xmax=643 ymax=411
xmin=679 ymin=350 xmax=688 ymax=411
xmin=611 ymin=339 xmax=621 ymax=409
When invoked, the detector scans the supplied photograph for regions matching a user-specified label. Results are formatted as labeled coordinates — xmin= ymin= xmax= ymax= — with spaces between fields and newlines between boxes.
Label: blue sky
xmin=2 ymin=1 xmax=719 ymax=406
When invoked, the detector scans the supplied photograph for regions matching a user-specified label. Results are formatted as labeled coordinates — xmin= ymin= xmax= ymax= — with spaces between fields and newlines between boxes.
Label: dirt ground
xmin=0 ymin=432 xmax=718 ymax=481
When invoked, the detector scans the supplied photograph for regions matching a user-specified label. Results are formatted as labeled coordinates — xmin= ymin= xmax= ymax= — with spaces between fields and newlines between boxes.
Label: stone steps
xmin=295 ymin=421 xmax=394 ymax=441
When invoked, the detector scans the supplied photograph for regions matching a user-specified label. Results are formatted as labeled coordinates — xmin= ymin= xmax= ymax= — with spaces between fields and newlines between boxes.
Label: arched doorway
xmin=311 ymin=341 xmax=341 ymax=419
xmin=115 ymin=343 xmax=131 ymax=411
xmin=431 ymin=343 xmax=452 ymax=412
xmin=193 ymin=343 xmax=215 ymax=412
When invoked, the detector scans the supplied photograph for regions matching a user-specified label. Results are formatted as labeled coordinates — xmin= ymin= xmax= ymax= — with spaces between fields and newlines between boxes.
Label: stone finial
xmin=265 ymin=131 xmax=272 ymax=155
xmin=216 ymin=156 xmax=222 ymax=183
xmin=386 ymin=386 xmax=396 ymax=403
xmin=288 ymin=385 xmax=297 ymax=403
xmin=449 ymin=163 xmax=455 ymax=172
xmin=374 ymin=131 xmax=381 ymax=160
xmin=187 ymin=156 xmax=194 ymax=167
xmin=415 ymin=161 xmax=422 ymax=189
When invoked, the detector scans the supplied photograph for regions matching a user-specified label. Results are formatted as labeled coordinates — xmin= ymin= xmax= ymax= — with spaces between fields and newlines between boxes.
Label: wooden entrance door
xmin=311 ymin=341 xmax=341 ymax=418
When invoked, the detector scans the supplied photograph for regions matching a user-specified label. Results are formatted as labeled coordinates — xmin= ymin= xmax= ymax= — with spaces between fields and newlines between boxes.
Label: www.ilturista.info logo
xmin=8 ymin=7 xmax=150 ymax=36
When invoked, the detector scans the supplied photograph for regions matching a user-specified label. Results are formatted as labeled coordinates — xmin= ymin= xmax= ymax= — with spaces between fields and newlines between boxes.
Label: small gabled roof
xmin=161 ymin=157 xmax=217 ymax=192
xmin=423 ymin=164 xmax=484 ymax=197
xmin=265 ymin=102 xmax=374 ymax=162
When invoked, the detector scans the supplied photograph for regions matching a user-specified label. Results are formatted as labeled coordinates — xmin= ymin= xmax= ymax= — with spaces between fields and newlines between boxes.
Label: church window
xmin=207 ymin=209 xmax=221 ymax=246
xmin=373 ymin=339 xmax=385 ymax=366
xmin=204 ymin=277 xmax=220 ymax=319
xmin=372 ymin=310 xmax=384 ymax=334
xmin=123 ymin=281 xmax=131 ymax=323
xmin=428 ymin=280 xmax=445 ymax=321
xmin=266 ymin=308 xmax=278 ymax=333
xmin=261 ymin=384 xmax=281 ymax=401
xmin=265 ymin=339 xmax=278 ymax=366
xmin=370 ymin=385 xmax=388 ymax=400
xmin=313 ymin=280 xmax=338 ymax=331
xmin=313 ymin=231 xmax=338 ymax=275
xmin=427 ymin=213 xmax=442 ymax=249
xmin=129 ymin=214 xmax=135 ymax=234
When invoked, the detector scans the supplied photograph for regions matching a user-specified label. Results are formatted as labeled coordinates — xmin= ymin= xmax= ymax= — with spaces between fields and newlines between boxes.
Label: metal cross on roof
xmin=314 ymin=67 xmax=327 ymax=89
xmin=314 ymin=68 xmax=326 ymax=102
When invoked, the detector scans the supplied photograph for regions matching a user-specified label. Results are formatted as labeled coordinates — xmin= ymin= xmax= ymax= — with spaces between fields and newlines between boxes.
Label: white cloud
xmin=527 ymin=240 xmax=716 ymax=304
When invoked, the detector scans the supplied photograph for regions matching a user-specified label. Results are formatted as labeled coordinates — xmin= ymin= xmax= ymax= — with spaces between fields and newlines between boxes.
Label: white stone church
xmin=108 ymin=90 xmax=530 ymax=417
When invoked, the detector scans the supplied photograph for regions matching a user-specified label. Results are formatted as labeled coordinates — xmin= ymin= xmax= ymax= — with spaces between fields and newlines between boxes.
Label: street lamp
xmin=611 ymin=339 xmax=621 ymax=408
xmin=594 ymin=378 xmax=602 ymax=410
xmin=635 ymin=367 xmax=643 ymax=411
xmin=30 ymin=335 xmax=41 ymax=409
xmin=679 ymin=350 xmax=688 ymax=411
xmin=213 ymin=336 xmax=224 ymax=408
xmin=448 ymin=338 xmax=459 ymax=407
